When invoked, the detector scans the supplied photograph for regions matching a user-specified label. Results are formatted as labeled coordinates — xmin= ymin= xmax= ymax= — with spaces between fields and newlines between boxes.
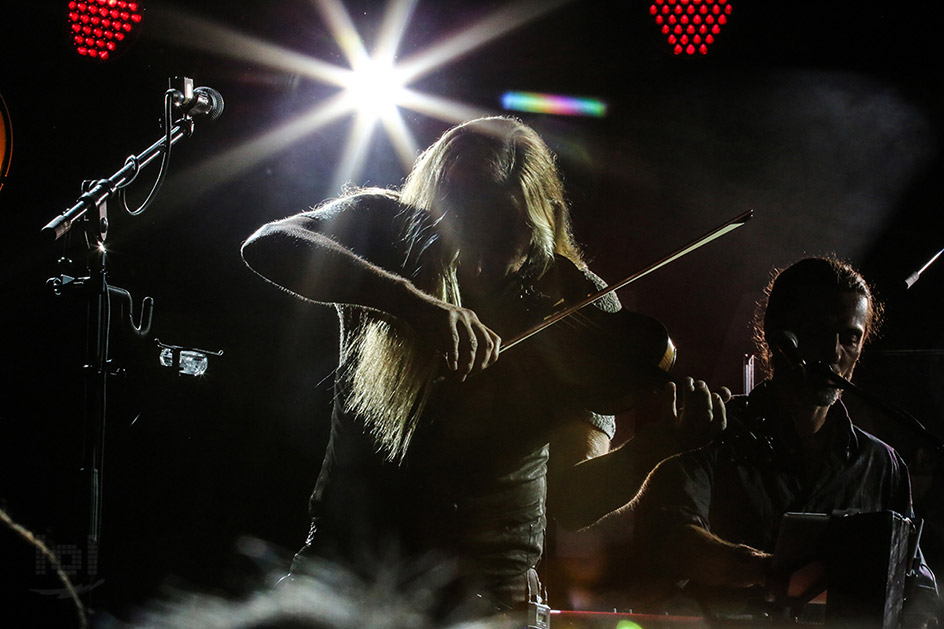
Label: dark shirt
xmin=291 ymin=192 xmax=616 ymax=610
xmin=645 ymin=381 xmax=911 ymax=553
xmin=637 ymin=380 xmax=936 ymax=614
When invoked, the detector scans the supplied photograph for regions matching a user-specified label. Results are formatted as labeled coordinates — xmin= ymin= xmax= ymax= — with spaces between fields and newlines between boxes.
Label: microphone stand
xmin=40 ymin=77 xmax=221 ymax=593
xmin=836 ymin=246 xmax=944 ymax=454
xmin=820 ymin=367 xmax=944 ymax=454
xmin=773 ymin=335 xmax=944 ymax=454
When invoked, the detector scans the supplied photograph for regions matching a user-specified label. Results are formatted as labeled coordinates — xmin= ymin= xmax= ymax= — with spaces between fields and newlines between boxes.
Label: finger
xmin=469 ymin=323 xmax=494 ymax=373
xmin=482 ymin=329 xmax=501 ymax=369
xmin=676 ymin=376 xmax=695 ymax=409
xmin=446 ymin=316 xmax=460 ymax=372
xmin=661 ymin=381 xmax=678 ymax=424
xmin=684 ymin=380 xmax=712 ymax=415
xmin=711 ymin=392 xmax=728 ymax=433
xmin=719 ymin=386 xmax=733 ymax=403
xmin=458 ymin=318 xmax=478 ymax=380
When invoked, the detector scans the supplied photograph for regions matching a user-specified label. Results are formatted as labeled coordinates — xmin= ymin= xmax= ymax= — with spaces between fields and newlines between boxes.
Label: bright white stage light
xmin=152 ymin=0 xmax=575 ymax=200
xmin=344 ymin=59 xmax=407 ymax=122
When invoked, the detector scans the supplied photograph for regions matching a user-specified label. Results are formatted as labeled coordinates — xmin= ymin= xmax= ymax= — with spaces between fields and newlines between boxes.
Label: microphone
xmin=809 ymin=362 xmax=848 ymax=389
xmin=774 ymin=329 xmax=850 ymax=388
xmin=772 ymin=330 xmax=805 ymax=372
xmin=173 ymin=86 xmax=225 ymax=121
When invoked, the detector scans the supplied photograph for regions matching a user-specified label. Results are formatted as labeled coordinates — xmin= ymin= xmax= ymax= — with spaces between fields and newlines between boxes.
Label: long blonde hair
xmin=344 ymin=117 xmax=585 ymax=462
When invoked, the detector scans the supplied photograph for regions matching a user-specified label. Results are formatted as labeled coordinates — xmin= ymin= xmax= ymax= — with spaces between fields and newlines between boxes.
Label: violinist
xmin=634 ymin=256 xmax=939 ymax=623
xmin=240 ymin=116 xmax=726 ymax=619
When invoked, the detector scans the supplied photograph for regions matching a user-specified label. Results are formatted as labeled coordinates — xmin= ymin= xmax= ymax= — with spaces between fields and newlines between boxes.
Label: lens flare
xmin=501 ymin=91 xmax=607 ymax=117
xmin=153 ymin=0 xmax=576 ymax=201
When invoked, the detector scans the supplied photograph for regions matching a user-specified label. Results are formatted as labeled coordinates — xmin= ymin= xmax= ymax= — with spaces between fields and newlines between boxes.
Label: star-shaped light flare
xmin=150 ymin=0 xmax=572 ymax=197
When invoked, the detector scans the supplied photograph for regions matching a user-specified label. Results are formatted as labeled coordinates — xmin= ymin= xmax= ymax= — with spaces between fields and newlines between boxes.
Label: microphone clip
xmin=170 ymin=76 xmax=224 ymax=121
xmin=773 ymin=330 xmax=807 ymax=373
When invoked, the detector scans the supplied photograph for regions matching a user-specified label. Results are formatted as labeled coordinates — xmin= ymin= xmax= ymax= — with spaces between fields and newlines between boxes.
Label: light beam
xmin=153 ymin=0 xmax=575 ymax=201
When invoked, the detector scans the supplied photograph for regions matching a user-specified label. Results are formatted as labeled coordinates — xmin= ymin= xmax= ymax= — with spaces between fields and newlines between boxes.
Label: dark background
xmin=1 ymin=1 xmax=942 ymax=625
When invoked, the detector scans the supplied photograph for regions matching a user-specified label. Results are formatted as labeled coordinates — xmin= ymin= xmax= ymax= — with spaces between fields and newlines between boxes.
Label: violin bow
xmin=501 ymin=209 xmax=753 ymax=352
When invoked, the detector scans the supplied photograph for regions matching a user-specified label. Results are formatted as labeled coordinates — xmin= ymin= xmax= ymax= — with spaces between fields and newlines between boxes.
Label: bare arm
xmin=631 ymin=429 xmax=773 ymax=591
xmin=547 ymin=418 xmax=672 ymax=530
xmin=547 ymin=379 xmax=729 ymax=531
xmin=242 ymin=213 xmax=427 ymax=318
xmin=241 ymin=201 xmax=499 ymax=378
xmin=661 ymin=523 xmax=771 ymax=588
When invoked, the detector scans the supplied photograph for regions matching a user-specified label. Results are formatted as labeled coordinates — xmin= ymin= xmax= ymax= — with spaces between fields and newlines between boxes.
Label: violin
xmin=500 ymin=257 xmax=677 ymax=415
xmin=499 ymin=211 xmax=752 ymax=415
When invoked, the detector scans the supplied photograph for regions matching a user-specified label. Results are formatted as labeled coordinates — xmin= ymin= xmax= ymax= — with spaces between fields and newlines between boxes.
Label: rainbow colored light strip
xmin=501 ymin=91 xmax=607 ymax=117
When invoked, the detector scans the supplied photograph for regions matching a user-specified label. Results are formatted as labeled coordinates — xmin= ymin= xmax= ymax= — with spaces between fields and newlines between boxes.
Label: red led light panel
xmin=650 ymin=0 xmax=732 ymax=56
xmin=66 ymin=0 xmax=143 ymax=61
